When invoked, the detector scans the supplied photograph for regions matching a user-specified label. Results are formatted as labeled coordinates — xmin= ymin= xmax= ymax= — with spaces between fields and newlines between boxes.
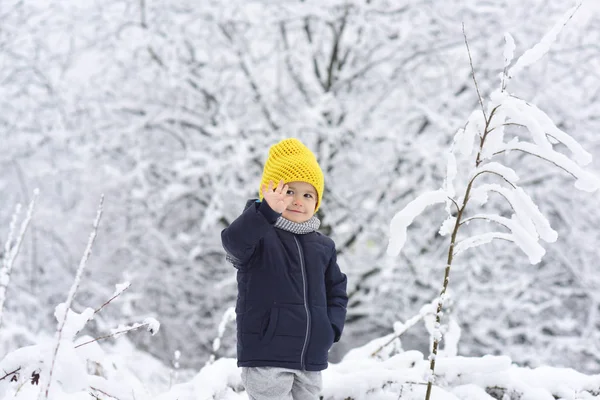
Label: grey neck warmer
xmin=274 ymin=215 xmax=320 ymax=234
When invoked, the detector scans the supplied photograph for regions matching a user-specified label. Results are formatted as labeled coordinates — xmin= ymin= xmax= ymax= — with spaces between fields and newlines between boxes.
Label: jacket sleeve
xmin=325 ymin=246 xmax=348 ymax=342
xmin=221 ymin=200 xmax=281 ymax=268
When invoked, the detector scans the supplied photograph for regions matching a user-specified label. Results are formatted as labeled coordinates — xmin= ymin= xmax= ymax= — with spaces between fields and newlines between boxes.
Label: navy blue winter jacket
xmin=221 ymin=199 xmax=348 ymax=371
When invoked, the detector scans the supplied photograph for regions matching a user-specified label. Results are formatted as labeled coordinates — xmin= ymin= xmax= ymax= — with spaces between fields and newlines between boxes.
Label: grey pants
xmin=241 ymin=367 xmax=322 ymax=400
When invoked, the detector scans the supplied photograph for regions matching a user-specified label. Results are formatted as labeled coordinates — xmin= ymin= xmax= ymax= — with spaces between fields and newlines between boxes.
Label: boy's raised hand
xmin=262 ymin=180 xmax=293 ymax=214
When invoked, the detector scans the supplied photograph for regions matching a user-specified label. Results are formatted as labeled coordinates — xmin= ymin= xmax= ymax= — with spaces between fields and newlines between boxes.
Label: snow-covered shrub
xmin=386 ymin=2 xmax=599 ymax=398
xmin=0 ymin=302 xmax=160 ymax=400
xmin=0 ymin=196 xmax=161 ymax=399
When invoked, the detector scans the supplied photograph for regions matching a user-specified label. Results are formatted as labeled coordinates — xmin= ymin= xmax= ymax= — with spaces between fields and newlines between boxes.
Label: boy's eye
xmin=304 ymin=193 xmax=313 ymax=198
xmin=286 ymin=190 xmax=294 ymax=195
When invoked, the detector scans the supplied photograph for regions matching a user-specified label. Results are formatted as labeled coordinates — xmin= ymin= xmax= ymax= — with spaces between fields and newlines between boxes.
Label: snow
xmin=501 ymin=141 xmax=599 ymax=192
xmin=143 ymin=317 xmax=161 ymax=336
xmin=444 ymin=151 xmax=458 ymax=199
xmin=507 ymin=1 xmax=583 ymax=80
xmin=501 ymin=95 xmax=593 ymax=165
xmin=503 ymin=32 xmax=516 ymax=68
xmin=472 ymin=162 xmax=520 ymax=185
xmin=512 ymin=187 xmax=557 ymax=242
xmin=150 ymin=340 xmax=600 ymax=400
xmin=212 ymin=307 xmax=236 ymax=352
xmin=110 ymin=317 xmax=161 ymax=338
xmin=461 ymin=213 xmax=547 ymax=264
xmin=469 ymin=184 xmax=557 ymax=244
xmin=502 ymin=95 xmax=553 ymax=152
xmin=0 ymin=193 xmax=37 ymax=328
xmin=113 ymin=281 xmax=131 ymax=297
xmin=0 ymin=301 xmax=166 ymax=400
xmin=454 ymin=110 xmax=486 ymax=157
xmin=387 ymin=189 xmax=449 ymax=257
xmin=439 ymin=216 xmax=457 ymax=237
xmin=5 ymin=290 xmax=597 ymax=400
xmin=453 ymin=232 xmax=514 ymax=258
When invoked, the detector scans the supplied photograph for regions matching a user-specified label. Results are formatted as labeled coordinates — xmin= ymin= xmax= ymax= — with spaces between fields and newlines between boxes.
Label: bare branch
xmin=94 ymin=283 xmax=131 ymax=315
xmin=462 ymin=23 xmax=487 ymax=122
xmin=90 ymin=386 xmax=123 ymax=400
xmin=471 ymin=170 xmax=517 ymax=189
xmin=448 ymin=197 xmax=461 ymax=214
xmin=324 ymin=9 xmax=349 ymax=91
xmin=303 ymin=17 xmax=323 ymax=86
xmin=74 ymin=322 xmax=151 ymax=349
xmin=0 ymin=367 xmax=21 ymax=381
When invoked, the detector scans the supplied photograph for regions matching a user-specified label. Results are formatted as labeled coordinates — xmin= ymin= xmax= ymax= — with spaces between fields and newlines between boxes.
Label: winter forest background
xmin=1 ymin=0 xmax=600 ymax=398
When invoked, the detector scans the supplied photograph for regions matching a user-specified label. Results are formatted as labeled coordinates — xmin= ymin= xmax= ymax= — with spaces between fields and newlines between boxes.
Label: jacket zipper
xmin=294 ymin=236 xmax=310 ymax=370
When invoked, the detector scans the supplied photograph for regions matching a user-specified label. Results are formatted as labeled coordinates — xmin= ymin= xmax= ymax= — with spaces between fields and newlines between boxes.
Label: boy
xmin=221 ymin=138 xmax=348 ymax=400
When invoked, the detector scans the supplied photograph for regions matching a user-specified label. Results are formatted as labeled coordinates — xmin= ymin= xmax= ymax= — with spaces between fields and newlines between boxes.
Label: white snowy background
xmin=1 ymin=0 xmax=600 ymax=399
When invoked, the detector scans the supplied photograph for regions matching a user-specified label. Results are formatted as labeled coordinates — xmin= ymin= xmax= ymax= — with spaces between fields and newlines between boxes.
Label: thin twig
xmin=492 ymin=149 xmax=578 ymax=180
xmin=447 ymin=197 xmax=460 ymax=214
xmin=459 ymin=216 xmax=510 ymax=229
xmin=90 ymin=386 xmax=123 ymax=400
xmin=462 ymin=23 xmax=487 ymax=122
xmin=0 ymin=367 xmax=21 ymax=381
xmin=94 ymin=284 xmax=131 ymax=315
xmin=453 ymin=236 xmax=514 ymax=257
xmin=41 ymin=195 xmax=104 ymax=400
xmin=471 ymin=170 xmax=517 ymax=189
xmin=74 ymin=323 xmax=150 ymax=349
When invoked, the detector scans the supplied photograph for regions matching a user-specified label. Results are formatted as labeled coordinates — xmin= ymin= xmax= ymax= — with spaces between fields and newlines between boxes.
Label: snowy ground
xmin=159 ymin=334 xmax=600 ymax=400
xmin=1 ymin=304 xmax=599 ymax=400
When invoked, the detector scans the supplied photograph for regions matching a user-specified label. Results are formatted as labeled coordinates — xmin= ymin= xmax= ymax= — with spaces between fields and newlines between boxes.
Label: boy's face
xmin=282 ymin=181 xmax=318 ymax=223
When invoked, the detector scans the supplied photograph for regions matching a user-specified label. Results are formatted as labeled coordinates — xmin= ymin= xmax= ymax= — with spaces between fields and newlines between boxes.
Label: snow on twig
xmin=94 ymin=281 xmax=131 ymax=315
xmin=0 ymin=190 xmax=38 ymax=329
xmin=74 ymin=317 xmax=160 ymax=349
xmin=41 ymin=194 xmax=104 ymax=400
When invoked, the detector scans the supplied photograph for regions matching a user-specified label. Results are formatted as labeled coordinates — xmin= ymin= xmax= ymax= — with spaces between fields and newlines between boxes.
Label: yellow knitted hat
xmin=259 ymin=138 xmax=324 ymax=212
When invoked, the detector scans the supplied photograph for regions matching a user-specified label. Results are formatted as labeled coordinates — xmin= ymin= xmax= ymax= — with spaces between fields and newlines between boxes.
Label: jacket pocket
xmin=275 ymin=303 xmax=308 ymax=337
xmin=260 ymin=307 xmax=279 ymax=344
xmin=308 ymin=305 xmax=335 ymax=364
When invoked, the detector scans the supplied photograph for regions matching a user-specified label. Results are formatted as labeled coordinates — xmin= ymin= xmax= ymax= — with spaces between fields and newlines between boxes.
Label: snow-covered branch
xmin=74 ymin=317 xmax=160 ymax=349
xmin=42 ymin=195 xmax=104 ymax=400
xmin=0 ymin=190 xmax=38 ymax=329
